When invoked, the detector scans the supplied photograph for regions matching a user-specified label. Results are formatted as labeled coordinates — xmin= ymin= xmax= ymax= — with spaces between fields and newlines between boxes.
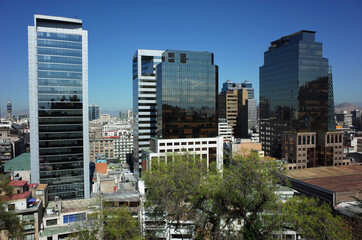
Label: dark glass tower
xmin=156 ymin=50 xmax=218 ymax=139
xmin=259 ymin=30 xmax=335 ymax=158
xmin=29 ymin=15 xmax=89 ymax=200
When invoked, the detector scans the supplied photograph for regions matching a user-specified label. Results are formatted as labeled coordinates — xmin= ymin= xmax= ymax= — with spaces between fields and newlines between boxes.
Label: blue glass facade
xmin=259 ymin=30 xmax=335 ymax=157
xmin=156 ymin=50 xmax=218 ymax=139
xmin=36 ymin=31 xmax=85 ymax=200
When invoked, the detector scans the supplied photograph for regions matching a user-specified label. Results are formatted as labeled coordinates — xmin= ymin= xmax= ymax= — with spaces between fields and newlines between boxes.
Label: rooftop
xmin=287 ymin=164 xmax=362 ymax=193
xmin=8 ymin=180 xmax=27 ymax=187
xmin=36 ymin=184 xmax=48 ymax=191
xmin=3 ymin=153 xmax=30 ymax=171
xmin=1 ymin=191 xmax=31 ymax=201
xmin=46 ymin=198 xmax=98 ymax=214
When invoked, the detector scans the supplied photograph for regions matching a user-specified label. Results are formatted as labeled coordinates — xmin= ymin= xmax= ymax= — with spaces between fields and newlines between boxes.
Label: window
xmin=8 ymin=204 xmax=15 ymax=211
xmin=35 ymin=190 xmax=43 ymax=196
xmin=46 ymin=219 xmax=58 ymax=226
xmin=23 ymin=224 xmax=35 ymax=230
xmin=63 ymin=213 xmax=86 ymax=224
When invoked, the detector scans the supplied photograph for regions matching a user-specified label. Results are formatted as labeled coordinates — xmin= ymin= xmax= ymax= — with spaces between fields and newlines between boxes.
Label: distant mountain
xmin=335 ymin=102 xmax=360 ymax=114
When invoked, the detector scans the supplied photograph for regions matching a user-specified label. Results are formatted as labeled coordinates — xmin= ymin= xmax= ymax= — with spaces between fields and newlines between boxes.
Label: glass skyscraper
xmin=156 ymin=50 xmax=218 ymax=139
xmin=89 ymin=103 xmax=100 ymax=121
xmin=29 ymin=15 xmax=89 ymax=200
xmin=259 ymin=30 xmax=335 ymax=158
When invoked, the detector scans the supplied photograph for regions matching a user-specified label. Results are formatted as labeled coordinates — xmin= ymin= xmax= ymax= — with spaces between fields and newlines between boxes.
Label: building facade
xmin=7 ymin=100 xmax=12 ymax=119
xmin=142 ymin=136 xmax=224 ymax=172
xmin=218 ymin=118 xmax=233 ymax=142
xmin=259 ymin=30 xmax=335 ymax=158
xmin=132 ymin=49 xmax=163 ymax=174
xmin=221 ymin=80 xmax=257 ymax=132
xmin=29 ymin=15 xmax=89 ymax=200
xmin=156 ymin=50 xmax=218 ymax=139
xmin=88 ymin=104 xmax=100 ymax=121
xmin=89 ymin=138 xmax=114 ymax=162
xmin=218 ymin=89 xmax=248 ymax=138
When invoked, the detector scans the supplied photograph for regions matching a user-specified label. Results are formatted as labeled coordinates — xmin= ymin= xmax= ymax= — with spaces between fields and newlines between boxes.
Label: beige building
xmin=283 ymin=131 xmax=350 ymax=170
xmin=89 ymin=138 xmax=114 ymax=162
xmin=218 ymin=89 xmax=248 ymax=138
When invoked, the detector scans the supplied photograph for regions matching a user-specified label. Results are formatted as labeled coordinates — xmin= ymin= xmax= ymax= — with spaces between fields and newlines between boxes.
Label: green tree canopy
xmin=143 ymin=153 xmax=352 ymax=240
xmin=69 ymin=205 xmax=144 ymax=240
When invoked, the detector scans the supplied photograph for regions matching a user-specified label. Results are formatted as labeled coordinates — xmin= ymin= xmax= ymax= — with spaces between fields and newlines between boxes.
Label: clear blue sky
xmin=1 ymin=0 xmax=361 ymax=115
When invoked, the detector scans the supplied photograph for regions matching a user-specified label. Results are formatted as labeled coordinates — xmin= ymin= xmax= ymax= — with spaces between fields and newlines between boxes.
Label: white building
xmin=218 ymin=118 xmax=233 ymax=142
xmin=142 ymin=136 xmax=224 ymax=171
xmin=133 ymin=49 xmax=163 ymax=175
xmin=28 ymin=15 xmax=89 ymax=199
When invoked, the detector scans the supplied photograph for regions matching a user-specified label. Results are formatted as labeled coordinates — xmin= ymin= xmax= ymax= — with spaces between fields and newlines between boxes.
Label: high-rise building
xmin=259 ymin=30 xmax=335 ymax=159
xmin=156 ymin=50 xmax=218 ymax=139
xmin=88 ymin=104 xmax=100 ymax=121
xmin=220 ymin=80 xmax=257 ymax=133
xmin=7 ymin=100 xmax=12 ymax=119
xmin=139 ymin=50 xmax=223 ymax=172
xmin=218 ymin=88 xmax=248 ymax=138
xmin=29 ymin=15 xmax=89 ymax=200
xmin=132 ymin=49 xmax=163 ymax=174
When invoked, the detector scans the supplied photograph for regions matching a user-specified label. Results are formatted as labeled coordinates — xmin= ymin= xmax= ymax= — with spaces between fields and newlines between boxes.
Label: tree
xmin=143 ymin=153 xmax=352 ymax=240
xmin=282 ymin=196 xmax=352 ymax=240
xmin=70 ymin=205 xmax=144 ymax=240
xmin=0 ymin=175 xmax=22 ymax=239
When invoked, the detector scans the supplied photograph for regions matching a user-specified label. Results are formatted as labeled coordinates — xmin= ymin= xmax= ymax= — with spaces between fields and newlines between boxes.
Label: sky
xmin=0 ymin=0 xmax=361 ymax=115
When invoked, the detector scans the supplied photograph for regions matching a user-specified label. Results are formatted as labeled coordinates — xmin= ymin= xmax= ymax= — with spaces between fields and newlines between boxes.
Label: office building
xmin=259 ymin=30 xmax=335 ymax=159
xmin=88 ymin=103 xmax=100 ymax=121
xmin=28 ymin=15 xmax=89 ymax=200
xmin=7 ymin=100 xmax=12 ymax=119
xmin=218 ymin=88 xmax=248 ymax=138
xmin=140 ymin=50 xmax=223 ymax=172
xmin=156 ymin=50 xmax=218 ymax=139
xmin=132 ymin=49 xmax=163 ymax=174
xmin=143 ymin=136 xmax=224 ymax=171
xmin=221 ymin=80 xmax=257 ymax=131
xmin=218 ymin=118 xmax=233 ymax=142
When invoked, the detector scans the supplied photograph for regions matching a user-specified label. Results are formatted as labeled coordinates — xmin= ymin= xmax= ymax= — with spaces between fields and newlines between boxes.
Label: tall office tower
xmin=259 ymin=30 xmax=335 ymax=158
xmin=218 ymin=89 xmax=248 ymax=138
xmin=89 ymin=103 xmax=100 ymax=121
xmin=133 ymin=49 xmax=163 ymax=174
xmin=221 ymin=80 xmax=257 ymax=132
xmin=29 ymin=15 xmax=89 ymax=200
xmin=156 ymin=50 xmax=218 ymax=139
xmin=7 ymin=100 xmax=12 ymax=118
xmin=141 ymin=50 xmax=223 ymax=176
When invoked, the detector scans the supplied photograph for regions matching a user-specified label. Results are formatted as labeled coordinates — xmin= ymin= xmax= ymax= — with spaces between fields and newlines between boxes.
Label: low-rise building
xmin=287 ymin=164 xmax=362 ymax=206
xmin=0 ymin=180 xmax=46 ymax=240
xmin=141 ymin=136 xmax=224 ymax=173
xmin=39 ymin=198 xmax=98 ymax=240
